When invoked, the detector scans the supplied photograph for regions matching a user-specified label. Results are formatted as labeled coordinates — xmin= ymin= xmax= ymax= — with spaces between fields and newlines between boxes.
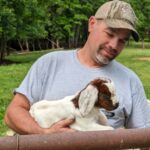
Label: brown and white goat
xmin=30 ymin=78 xmax=119 ymax=131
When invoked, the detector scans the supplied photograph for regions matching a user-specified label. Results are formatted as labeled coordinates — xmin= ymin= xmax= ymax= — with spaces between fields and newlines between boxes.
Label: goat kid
xmin=30 ymin=78 xmax=119 ymax=131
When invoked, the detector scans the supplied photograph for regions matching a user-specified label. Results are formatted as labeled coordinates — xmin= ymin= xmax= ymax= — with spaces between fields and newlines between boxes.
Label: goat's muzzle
xmin=114 ymin=102 xmax=119 ymax=109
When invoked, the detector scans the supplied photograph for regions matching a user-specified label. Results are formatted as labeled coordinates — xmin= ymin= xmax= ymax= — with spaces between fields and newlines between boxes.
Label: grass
xmin=0 ymin=50 xmax=52 ymax=135
xmin=116 ymin=48 xmax=150 ymax=99
xmin=0 ymin=47 xmax=150 ymax=135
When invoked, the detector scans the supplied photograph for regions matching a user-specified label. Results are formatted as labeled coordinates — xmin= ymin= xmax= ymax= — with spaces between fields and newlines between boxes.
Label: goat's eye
xmin=103 ymin=95 xmax=110 ymax=100
xmin=100 ymin=93 xmax=110 ymax=100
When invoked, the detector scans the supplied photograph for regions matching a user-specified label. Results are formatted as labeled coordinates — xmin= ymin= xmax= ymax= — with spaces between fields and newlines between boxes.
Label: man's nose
xmin=109 ymin=38 xmax=118 ymax=50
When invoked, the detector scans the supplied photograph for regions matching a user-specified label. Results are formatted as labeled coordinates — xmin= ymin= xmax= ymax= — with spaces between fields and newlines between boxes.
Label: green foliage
xmin=0 ymin=0 xmax=150 ymax=60
xmin=129 ymin=0 xmax=150 ymax=39
xmin=0 ymin=0 xmax=149 ymax=43
xmin=14 ymin=0 xmax=49 ymax=40
xmin=0 ymin=0 xmax=50 ymax=61
xmin=47 ymin=0 xmax=91 ymax=43
xmin=0 ymin=1 xmax=16 ymax=39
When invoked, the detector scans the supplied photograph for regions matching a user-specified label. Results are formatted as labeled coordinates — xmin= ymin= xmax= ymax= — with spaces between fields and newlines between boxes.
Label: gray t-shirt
xmin=15 ymin=49 xmax=150 ymax=129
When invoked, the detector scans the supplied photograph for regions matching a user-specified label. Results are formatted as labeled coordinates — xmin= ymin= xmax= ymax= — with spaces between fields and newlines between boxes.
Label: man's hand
xmin=43 ymin=118 xmax=75 ymax=134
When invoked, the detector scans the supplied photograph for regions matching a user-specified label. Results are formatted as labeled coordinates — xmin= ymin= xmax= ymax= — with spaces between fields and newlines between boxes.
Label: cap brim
xmin=104 ymin=19 xmax=139 ymax=42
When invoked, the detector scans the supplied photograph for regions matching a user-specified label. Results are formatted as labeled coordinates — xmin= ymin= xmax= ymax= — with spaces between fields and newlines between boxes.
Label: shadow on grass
xmin=0 ymin=59 xmax=22 ymax=65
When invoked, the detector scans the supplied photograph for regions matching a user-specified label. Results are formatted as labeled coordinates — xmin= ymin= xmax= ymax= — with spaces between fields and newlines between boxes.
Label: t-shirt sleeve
xmin=126 ymin=77 xmax=150 ymax=128
xmin=15 ymin=57 xmax=46 ymax=104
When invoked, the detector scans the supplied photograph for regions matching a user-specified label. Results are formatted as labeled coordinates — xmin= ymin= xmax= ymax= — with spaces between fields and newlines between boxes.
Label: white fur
xmin=30 ymin=83 xmax=115 ymax=131
xmin=104 ymin=81 xmax=118 ymax=106
xmin=78 ymin=85 xmax=98 ymax=116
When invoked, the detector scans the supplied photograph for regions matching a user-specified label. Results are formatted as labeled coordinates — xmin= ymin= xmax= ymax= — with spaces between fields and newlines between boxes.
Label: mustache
xmin=99 ymin=45 xmax=118 ymax=55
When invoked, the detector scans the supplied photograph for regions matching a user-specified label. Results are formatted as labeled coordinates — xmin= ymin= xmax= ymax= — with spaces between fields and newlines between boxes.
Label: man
xmin=4 ymin=0 xmax=150 ymax=134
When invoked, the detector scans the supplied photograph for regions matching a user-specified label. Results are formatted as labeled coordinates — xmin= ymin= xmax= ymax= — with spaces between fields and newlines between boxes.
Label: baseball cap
xmin=95 ymin=0 xmax=139 ymax=42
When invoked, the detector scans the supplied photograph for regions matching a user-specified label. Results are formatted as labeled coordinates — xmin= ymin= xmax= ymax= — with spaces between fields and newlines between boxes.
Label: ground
xmin=137 ymin=57 xmax=150 ymax=61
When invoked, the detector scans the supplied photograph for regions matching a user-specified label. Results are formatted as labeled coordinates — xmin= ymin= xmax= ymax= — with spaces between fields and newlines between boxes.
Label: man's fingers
xmin=43 ymin=118 xmax=75 ymax=134
xmin=60 ymin=128 xmax=76 ymax=132
xmin=58 ymin=118 xmax=75 ymax=127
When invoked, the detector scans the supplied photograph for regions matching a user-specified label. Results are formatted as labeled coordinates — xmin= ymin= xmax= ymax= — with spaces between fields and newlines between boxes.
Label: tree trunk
xmin=51 ymin=40 xmax=55 ymax=49
xmin=31 ymin=40 xmax=35 ymax=51
xmin=0 ymin=40 xmax=4 ymax=63
xmin=25 ymin=39 xmax=29 ymax=51
xmin=75 ymin=25 xmax=80 ymax=47
xmin=38 ymin=39 xmax=42 ymax=50
xmin=45 ymin=40 xmax=49 ymax=49
xmin=6 ymin=48 xmax=10 ymax=56
xmin=56 ymin=39 xmax=60 ymax=48
xmin=47 ymin=38 xmax=57 ymax=49
xmin=68 ymin=36 xmax=71 ymax=48
xmin=18 ymin=39 xmax=24 ymax=51
xmin=0 ymin=38 xmax=7 ymax=64
xmin=126 ymin=40 xmax=130 ymax=47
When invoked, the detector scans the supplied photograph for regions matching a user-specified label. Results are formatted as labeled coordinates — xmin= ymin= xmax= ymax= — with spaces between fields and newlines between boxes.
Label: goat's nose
xmin=115 ymin=102 xmax=119 ymax=108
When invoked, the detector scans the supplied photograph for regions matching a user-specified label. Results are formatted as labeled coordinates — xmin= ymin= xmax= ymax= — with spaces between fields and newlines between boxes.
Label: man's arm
xmin=4 ymin=93 xmax=74 ymax=134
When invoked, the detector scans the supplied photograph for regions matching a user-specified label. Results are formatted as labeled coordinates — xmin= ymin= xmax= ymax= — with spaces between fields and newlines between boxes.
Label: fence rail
xmin=0 ymin=128 xmax=150 ymax=150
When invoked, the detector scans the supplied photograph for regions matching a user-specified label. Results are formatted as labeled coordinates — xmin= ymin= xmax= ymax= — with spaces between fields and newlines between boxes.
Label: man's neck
xmin=77 ymin=48 xmax=104 ymax=68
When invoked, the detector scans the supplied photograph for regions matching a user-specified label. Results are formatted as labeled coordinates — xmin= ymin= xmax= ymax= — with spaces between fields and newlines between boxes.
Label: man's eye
xmin=105 ymin=31 xmax=114 ymax=37
xmin=119 ymin=39 xmax=126 ymax=44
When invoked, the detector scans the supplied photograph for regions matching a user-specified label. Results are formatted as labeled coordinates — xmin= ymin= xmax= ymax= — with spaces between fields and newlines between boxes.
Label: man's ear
xmin=88 ymin=16 xmax=97 ymax=32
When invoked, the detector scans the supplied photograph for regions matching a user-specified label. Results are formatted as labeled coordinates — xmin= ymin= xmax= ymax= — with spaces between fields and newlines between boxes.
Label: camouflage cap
xmin=95 ymin=0 xmax=139 ymax=42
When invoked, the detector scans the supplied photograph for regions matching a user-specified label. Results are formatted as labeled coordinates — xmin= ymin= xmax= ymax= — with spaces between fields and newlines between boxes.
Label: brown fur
xmin=72 ymin=78 xmax=118 ymax=111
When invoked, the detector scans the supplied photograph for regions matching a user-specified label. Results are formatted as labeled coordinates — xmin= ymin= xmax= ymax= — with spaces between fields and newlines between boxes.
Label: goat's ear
xmin=79 ymin=85 xmax=98 ymax=116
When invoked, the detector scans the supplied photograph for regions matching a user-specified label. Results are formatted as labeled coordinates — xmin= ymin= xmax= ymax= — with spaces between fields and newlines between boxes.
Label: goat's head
xmin=90 ymin=78 xmax=119 ymax=111
xmin=72 ymin=77 xmax=119 ymax=116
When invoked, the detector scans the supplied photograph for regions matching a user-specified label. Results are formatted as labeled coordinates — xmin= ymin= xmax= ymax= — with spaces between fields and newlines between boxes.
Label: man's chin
xmin=96 ymin=58 xmax=110 ymax=65
xmin=95 ymin=54 xmax=114 ymax=65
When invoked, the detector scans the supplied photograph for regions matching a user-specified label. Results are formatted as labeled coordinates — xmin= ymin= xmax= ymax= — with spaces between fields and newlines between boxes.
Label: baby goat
xmin=30 ymin=78 xmax=119 ymax=131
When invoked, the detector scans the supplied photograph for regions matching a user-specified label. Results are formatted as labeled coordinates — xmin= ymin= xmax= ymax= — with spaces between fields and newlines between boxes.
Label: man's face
xmin=87 ymin=17 xmax=131 ymax=66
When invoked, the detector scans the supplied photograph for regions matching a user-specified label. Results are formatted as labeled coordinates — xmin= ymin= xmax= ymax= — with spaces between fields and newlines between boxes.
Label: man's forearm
xmin=4 ymin=107 xmax=44 ymax=134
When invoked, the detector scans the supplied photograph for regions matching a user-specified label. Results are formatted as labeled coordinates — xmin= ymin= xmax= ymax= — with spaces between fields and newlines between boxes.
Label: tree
xmin=0 ymin=0 xmax=16 ymax=63
xmin=0 ymin=0 xmax=50 ymax=62
xmin=47 ymin=0 xmax=93 ymax=48
xmin=13 ymin=0 xmax=49 ymax=51
xmin=0 ymin=0 xmax=149 ymax=60
xmin=130 ymin=0 xmax=150 ymax=48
